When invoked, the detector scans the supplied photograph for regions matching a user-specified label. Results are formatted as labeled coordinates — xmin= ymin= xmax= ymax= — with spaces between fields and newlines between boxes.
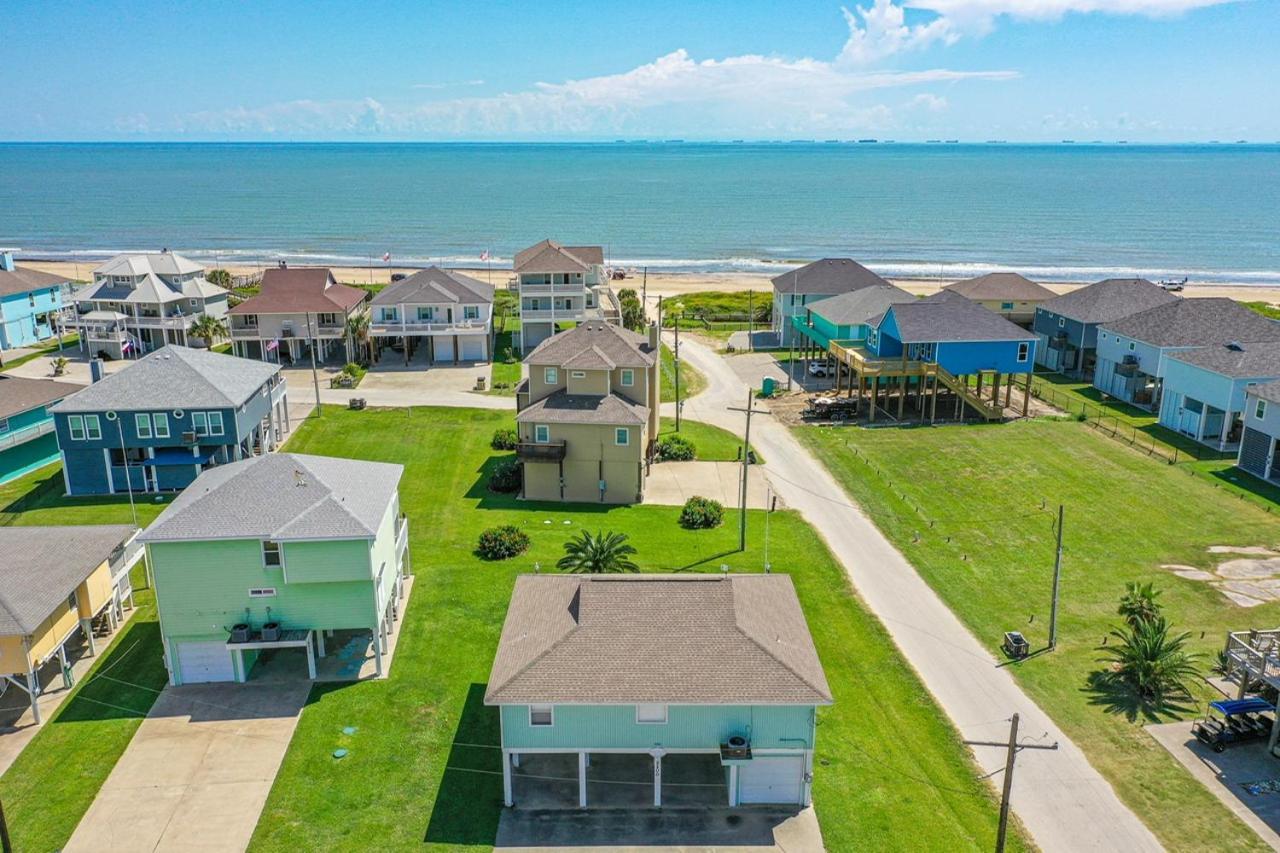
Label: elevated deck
xmin=1226 ymin=629 xmax=1280 ymax=693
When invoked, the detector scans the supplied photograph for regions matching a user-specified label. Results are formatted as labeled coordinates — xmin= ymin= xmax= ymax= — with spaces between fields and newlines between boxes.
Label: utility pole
xmin=1049 ymin=504 xmax=1064 ymax=650
xmin=674 ymin=315 xmax=681 ymax=431
xmin=306 ymin=312 xmax=322 ymax=417
xmin=747 ymin=289 xmax=754 ymax=352
xmin=729 ymin=391 xmax=769 ymax=551
xmin=963 ymin=714 xmax=1059 ymax=853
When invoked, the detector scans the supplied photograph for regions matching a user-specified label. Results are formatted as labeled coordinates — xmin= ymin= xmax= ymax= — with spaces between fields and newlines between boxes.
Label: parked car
xmin=807 ymin=362 xmax=829 ymax=377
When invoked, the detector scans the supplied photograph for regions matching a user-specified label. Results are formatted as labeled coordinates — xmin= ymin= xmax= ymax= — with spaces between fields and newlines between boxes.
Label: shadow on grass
xmin=1083 ymin=670 xmax=1197 ymax=724
xmin=464 ymin=454 xmax=616 ymax=515
xmin=53 ymin=620 xmax=168 ymax=724
xmin=424 ymin=683 xmax=503 ymax=846
xmin=0 ymin=470 xmax=155 ymax=521
xmin=676 ymin=548 xmax=743 ymax=571
xmin=1205 ymin=466 xmax=1280 ymax=507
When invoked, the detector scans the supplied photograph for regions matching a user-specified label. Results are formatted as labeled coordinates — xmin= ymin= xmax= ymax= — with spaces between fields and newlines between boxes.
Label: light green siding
xmin=283 ymin=539 xmax=372 ymax=583
xmin=368 ymin=501 xmax=402 ymax=615
xmin=499 ymin=704 xmax=816 ymax=751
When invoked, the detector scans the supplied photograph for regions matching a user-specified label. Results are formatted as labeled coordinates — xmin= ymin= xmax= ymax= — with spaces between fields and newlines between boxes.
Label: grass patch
xmin=659 ymin=417 xmax=762 ymax=463
xmin=795 ymin=418 xmax=1278 ymax=853
xmin=0 ymin=334 xmax=80 ymax=372
xmin=660 ymin=342 xmax=706 ymax=403
xmin=248 ymin=405 xmax=1028 ymax=851
xmin=1244 ymin=301 xmax=1280 ymax=320
xmin=660 ymin=290 xmax=771 ymax=325
xmin=489 ymin=315 xmax=521 ymax=395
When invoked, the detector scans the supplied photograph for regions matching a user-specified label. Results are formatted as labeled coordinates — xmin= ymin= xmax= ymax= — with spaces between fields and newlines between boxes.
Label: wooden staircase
xmin=933 ymin=365 xmax=1004 ymax=421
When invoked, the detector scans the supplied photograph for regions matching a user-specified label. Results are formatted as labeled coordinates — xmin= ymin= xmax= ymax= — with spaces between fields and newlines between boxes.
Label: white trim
xmin=620 ymin=368 xmax=634 ymax=387
xmin=529 ymin=704 xmax=554 ymax=727
xmin=544 ymin=367 xmax=558 ymax=384
xmin=614 ymin=427 xmax=630 ymax=446
xmin=635 ymin=703 xmax=668 ymax=724
xmin=534 ymin=424 xmax=550 ymax=444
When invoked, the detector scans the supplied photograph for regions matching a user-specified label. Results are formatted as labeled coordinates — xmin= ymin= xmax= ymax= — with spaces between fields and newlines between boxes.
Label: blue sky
xmin=1 ymin=0 xmax=1276 ymax=141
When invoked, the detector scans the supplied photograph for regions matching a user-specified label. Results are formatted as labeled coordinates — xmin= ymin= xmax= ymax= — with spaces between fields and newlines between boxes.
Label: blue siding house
xmin=487 ymin=575 xmax=832 ymax=811
xmin=1032 ymin=278 xmax=1176 ymax=377
xmin=1159 ymin=341 xmax=1280 ymax=450
xmin=0 ymin=252 xmax=68 ymax=352
xmin=0 ymin=376 xmax=75 ymax=485
xmin=50 ymin=345 xmax=289 ymax=496
xmin=1237 ymin=382 xmax=1280 ymax=484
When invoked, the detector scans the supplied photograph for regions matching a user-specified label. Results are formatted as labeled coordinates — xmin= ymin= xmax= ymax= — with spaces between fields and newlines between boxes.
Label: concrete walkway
xmin=644 ymin=460 xmax=771 ymax=509
xmin=64 ymin=681 xmax=310 ymax=853
xmin=668 ymin=331 xmax=1162 ymax=853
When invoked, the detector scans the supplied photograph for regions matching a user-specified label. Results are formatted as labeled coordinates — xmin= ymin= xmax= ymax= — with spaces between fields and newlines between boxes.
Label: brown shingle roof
xmin=526 ymin=321 xmax=655 ymax=369
xmin=943 ymin=272 xmax=1056 ymax=302
xmin=228 ymin=268 xmax=367 ymax=315
xmin=515 ymin=390 xmax=648 ymax=426
xmin=485 ymin=574 xmax=833 ymax=706
xmin=0 ymin=376 xmax=77 ymax=420
xmin=514 ymin=240 xmax=604 ymax=273
xmin=0 ymin=266 xmax=66 ymax=298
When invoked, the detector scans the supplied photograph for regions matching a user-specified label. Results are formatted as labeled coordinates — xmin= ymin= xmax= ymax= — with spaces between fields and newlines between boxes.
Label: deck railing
xmin=0 ymin=420 xmax=55 ymax=450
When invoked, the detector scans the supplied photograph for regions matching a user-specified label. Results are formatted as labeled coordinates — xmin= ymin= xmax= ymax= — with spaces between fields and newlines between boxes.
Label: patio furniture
xmin=1003 ymin=631 xmax=1030 ymax=659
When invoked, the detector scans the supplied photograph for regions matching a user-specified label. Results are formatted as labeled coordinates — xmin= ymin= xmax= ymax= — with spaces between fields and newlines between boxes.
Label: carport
xmin=508 ymin=750 xmax=728 ymax=809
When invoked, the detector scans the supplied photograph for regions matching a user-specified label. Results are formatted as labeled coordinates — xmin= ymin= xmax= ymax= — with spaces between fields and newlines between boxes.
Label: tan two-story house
xmin=228 ymin=266 xmax=368 ymax=365
xmin=515 ymin=321 xmax=659 ymax=504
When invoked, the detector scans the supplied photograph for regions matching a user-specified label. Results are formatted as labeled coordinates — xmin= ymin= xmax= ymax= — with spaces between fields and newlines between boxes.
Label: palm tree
xmin=1118 ymin=581 xmax=1163 ymax=629
xmin=188 ymin=315 xmax=228 ymax=348
xmin=1100 ymin=616 xmax=1200 ymax=705
xmin=345 ymin=312 xmax=372 ymax=364
xmin=556 ymin=530 xmax=639 ymax=574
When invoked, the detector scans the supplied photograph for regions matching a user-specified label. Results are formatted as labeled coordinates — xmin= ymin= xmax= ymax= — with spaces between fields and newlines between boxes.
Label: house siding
xmin=0 ymin=286 xmax=64 ymax=350
xmin=499 ymin=704 xmax=816 ymax=751
xmin=0 ymin=402 xmax=61 ymax=485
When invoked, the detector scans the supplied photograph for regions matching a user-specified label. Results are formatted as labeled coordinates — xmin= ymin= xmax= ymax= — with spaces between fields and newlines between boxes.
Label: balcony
xmin=231 ymin=323 xmax=346 ymax=339
xmin=395 ymin=514 xmax=409 ymax=558
xmin=70 ymin=313 xmax=191 ymax=331
xmin=0 ymin=420 xmax=55 ymax=451
xmin=519 ymin=308 xmax=588 ymax=322
xmin=519 ymin=281 xmax=587 ymax=295
xmin=369 ymin=320 xmax=488 ymax=336
xmin=516 ymin=441 xmax=567 ymax=462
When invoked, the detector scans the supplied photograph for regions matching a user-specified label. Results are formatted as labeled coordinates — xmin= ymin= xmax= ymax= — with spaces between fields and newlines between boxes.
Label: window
xmin=529 ymin=705 xmax=554 ymax=726
xmin=464 ymin=305 xmax=479 ymax=320
xmin=262 ymin=540 xmax=282 ymax=568
xmin=68 ymin=415 xmax=86 ymax=440
xmin=1001 ymin=301 xmax=1015 ymax=310
xmin=383 ymin=307 xmax=399 ymax=322
xmin=193 ymin=411 xmax=224 ymax=437
xmin=534 ymin=424 xmax=550 ymax=444
xmin=29 ymin=293 xmax=36 ymax=307
xmin=0 ymin=418 xmax=8 ymax=434
xmin=620 ymin=369 xmax=634 ymax=386
xmin=1017 ymin=342 xmax=1030 ymax=363
xmin=615 ymin=427 xmax=630 ymax=446
xmin=1128 ymin=341 xmax=1136 ymax=351
xmin=571 ymin=370 xmax=586 ymax=379
xmin=317 ymin=313 xmax=338 ymax=326
xmin=189 ymin=298 xmax=199 ymax=308
xmin=249 ymin=587 xmax=277 ymax=598
xmin=1057 ymin=317 xmax=1066 ymax=328
xmin=636 ymin=704 xmax=667 ymax=724
xmin=416 ymin=306 xmax=433 ymax=321
xmin=135 ymin=413 xmax=152 ymax=439
xmin=152 ymin=413 xmax=170 ymax=438
xmin=1257 ymin=399 xmax=1268 ymax=420
xmin=67 ymin=589 xmax=78 ymax=611
xmin=84 ymin=415 xmax=101 ymax=440
xmin=244 ymin=314 xmax=258 ymax=328
xmin=544 ymin=367 xmax=558 ymax=384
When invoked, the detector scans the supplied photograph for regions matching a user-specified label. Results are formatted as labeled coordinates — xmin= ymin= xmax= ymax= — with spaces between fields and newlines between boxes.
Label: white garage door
xmin=176 ymin=641 xmax=236 ymax=684
xmin=460 ymin=337 xmax=485 ymax=361
xmin=738 ymin=756 xmax=804 ymax=804
xmin=434 ymin=337 xmax=455 ymax=363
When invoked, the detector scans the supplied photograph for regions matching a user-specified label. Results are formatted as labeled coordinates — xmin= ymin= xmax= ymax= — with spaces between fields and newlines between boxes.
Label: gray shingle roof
xmin=1249 ymin=380 xmax=1280 ymax=406
xmin=808 ymin=285 xmax=916 ymax=327
xmin=1100 ymin=298 xmax=1280 ymax=348
xmin=0 ymin=376 xmax=77 ymax=420
xmin=1169 ymin=340 xmax=1280 ymax=379
xmin=370 ymin=267 xmax=494 ymax=306
xmin=1038 ymin=278 xmax=1177 ymax=325
xmin=0 ymin=525 xmax=137 ymax=635
xmin=50 ymin=346 xmax=280 ymax=414
xmin=770 ymin=258 xmax=890 ymax=295
xmin=514 ymin=240 xmax=604 ymax=273
xmin=0 ymin=266 xmax=66 ymax=298
xmin=485 ymin=574 xmax=833 ymax=706
xmin=139 ymin=453 xmax=403 ymax=543
xmin=526 ymin=321 xmax=655 ymax=369
xmin=95 ymin=252 xmax=204 ymax=277
xmin=885 ymin=291 xmax=1036 ymax=343
xmin=943 ymin=272 xmax=1056 ymax=302
xmin=516 ymin=390 xmax=649 ymax=426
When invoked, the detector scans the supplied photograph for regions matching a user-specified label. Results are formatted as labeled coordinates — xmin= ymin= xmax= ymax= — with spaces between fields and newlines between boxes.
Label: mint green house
xmin=139 ymin=453 xmax=409 ymax=685
xmin=486 ymin=575 xmax=832 ymax=810
xmin=790 ymin=284 xmax=916 ymax=351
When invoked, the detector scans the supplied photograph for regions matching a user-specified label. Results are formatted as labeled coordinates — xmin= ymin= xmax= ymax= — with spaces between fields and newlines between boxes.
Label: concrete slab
xmin=1210 ymin=546 xmax=1280 ymax=556
xmin=1217 ymin=558 xmax=1280 ymax=580
xmin=1147 ymin=721 xmax=1280 ymax=849
xmin=63 ymin=681 xmax=310 ymax=853
xmin=644 ymin=461 xmax=772 ymax=509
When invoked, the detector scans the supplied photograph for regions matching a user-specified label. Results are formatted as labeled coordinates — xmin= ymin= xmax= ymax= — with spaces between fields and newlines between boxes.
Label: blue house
xmin=1093 ymin=297 xmax=1280 ymax=409
xmin=1237 ymin=381 xmax=1280 ymax=484
xmin=50 ymin=345 xmax=289 ymax=496
xmin=0 ymin=376 xmax=75 ymax=485
xmin=0 ymin=252 xmax=69 ymax=352
xmin=772 ymin=258 xmax=891 ymax=347
xmin=1159 ymin=340 xmax=1280 ymax=450
xmin=1033 ymin=278 xmax=1176 ymax=377
xmin=487 ymin=574 xmax=832 ymax=811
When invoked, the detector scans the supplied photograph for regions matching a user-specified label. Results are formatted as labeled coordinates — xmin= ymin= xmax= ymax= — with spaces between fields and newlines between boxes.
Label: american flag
xmin=480 ymin=249 xmax=490 ymax=262
xmin=266 ymin=339 xmax=279 ymax=352
xmin=381 ymin=252 xmax=391 ymax=262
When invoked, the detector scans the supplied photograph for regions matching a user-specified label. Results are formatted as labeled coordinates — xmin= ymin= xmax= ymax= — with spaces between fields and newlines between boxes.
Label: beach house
xmin=228 ymin=266 xmax=368 ymax=364
xmin=515 ymin=321 xmax=659 ymax=503
xmin=486 ymin=574 xmax=833 ymax=810
xmin=0 ymin=525 xmax=143 ymax=724
xmin=0 ymin=376 xmax=75 ymax=485
xmin=772 ymin=258 xmax=892 ymax=347
xmin=1092 ymin=298 xmax=1280 ymax=408
xmin=789 ymin=284 xmax=915 ymax=355
xmin=50 ymin=345 xmax=287 ymax=496
xmin=368 ymin=266 xmax=494 ymax=365
xmin=67 ymin=251 xmax=229 ymax=359
xmin=514 ymin=240 xmax=617 ymax=353
xmin=1032 ymin=278 xmax=1177 ymax=377
xmin=1237 ymin=382 xmax=1280 ymax=484
xmin=942 ymin=272 xmax=1056 ymax=327
xmin=0 ymin=252 xmax=69 ymax=353
xmin=1158 ymin=340 xmax=1280 ymax=450
xmin=138 ymin=453 xmax=409 ymax=685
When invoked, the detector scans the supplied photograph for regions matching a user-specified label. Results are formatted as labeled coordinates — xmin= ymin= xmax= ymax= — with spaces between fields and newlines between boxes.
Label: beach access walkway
xmin=664 ymin=330 xmax=1163 ymax=853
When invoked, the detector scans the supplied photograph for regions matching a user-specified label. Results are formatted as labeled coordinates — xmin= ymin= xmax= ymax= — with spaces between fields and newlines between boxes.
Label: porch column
xmin=930 ymin=374 xmax=939 ymax=423
xmin=869 ymin=377 xmax=877 ymax=422
xmin=578 ymin=751 xmax=588 ymax=808
xmin=651 ymin=749 xmax=664 ymax=807
xmin=373 ymin=629 xmax=384 ymax=677
xmin=897 ymin=377 xmax=905 ymax=419
xmin=81 ymin=618 xmax=97 ymax=656
xmin=317 ymin=630 xmax=326 ymax=658
xmin=235 ymin=648 xmax=246 ymax=683
xmin=503 ymin=751 xmax=514 ymax=807
xmin=1220 ymin=409 xmax=1234 ymax=450
xmin=1023 ymin=372 xmax=1033 ymax=417
xmin=305 ymin=636 xmax=317 ymax=680
xmin=991 ymin=373 xmax=1002 ymax=407
xmin=57 ymin=642 xmax=71 ymax=688
xmin=802 ymin=750 xmax=816 ymax=807
xmin=1269 ymin=715 xmax=1280 ymax=756
xmin=24 ymin=643 xmax=42 ymax=725
xmin=728 ymin=765 xmax=740 ymax=807
xmin=1195 ymin=408 xmax=1208 ymax=444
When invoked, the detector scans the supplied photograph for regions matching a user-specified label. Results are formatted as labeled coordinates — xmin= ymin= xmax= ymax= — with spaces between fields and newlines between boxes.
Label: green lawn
xmin=659 ymin=290 xmax=771 ymax=326
xmin=248 ymin=406 xmax=1028 ymax=852
xmin=795 ymin=418 xmax=1280 ymax=853
xmin=660 ymin=342 xmax=707 ymax=403
xmin=1244 ymin=301 xmax=1280 ymax=320
xmin=0 ymin=334 xmax=80 ymax=372
xmin=0 ymin=466 xmax=170 ymax=853
xmin=488 ymin=315 xmax=522 ymax=395
xmin=658 ymin=416 xmax=761 ymax=463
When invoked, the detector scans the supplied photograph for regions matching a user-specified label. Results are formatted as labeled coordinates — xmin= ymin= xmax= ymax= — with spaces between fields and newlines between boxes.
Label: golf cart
xmin=1192 ymin=697 xmax=1275 ymax=753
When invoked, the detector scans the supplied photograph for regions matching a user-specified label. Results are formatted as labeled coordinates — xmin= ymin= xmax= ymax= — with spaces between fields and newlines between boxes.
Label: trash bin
xmin=762 ymin=377 xmax=775 ymax=396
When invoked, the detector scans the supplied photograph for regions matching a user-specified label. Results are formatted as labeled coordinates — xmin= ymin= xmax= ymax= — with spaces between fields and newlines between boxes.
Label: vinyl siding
xmin=76 ymin=559 xmax=115 ymax=618
xmin=283 ymin=539 xmax=372 ymax=584
xmin=500 ymin=704 xmax=817 ymax=751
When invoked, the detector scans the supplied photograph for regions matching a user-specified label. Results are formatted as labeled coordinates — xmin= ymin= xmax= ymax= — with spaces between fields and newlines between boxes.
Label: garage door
xmin=176 ymin=641 xmax=236 ymax=684
xmin=434 ymin=337 xmax=455 ymax=363
xmin=460 ymin=337 xmax=485 ymax=362
xmin=738 ymin=756 xmax=804 ymax=805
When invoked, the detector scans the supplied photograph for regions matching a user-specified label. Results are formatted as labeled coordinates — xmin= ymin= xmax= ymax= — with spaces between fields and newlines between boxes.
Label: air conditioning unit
xmin=181 ymin=430 xmax=197 ymax=444
xmin=1122 ymin=354 xmax=1138 ymax=365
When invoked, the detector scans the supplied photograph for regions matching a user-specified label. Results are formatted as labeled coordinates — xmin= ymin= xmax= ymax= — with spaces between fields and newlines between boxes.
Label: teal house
xmin=790 ymin=284 xmax=915 ymax=351
xmin=139 ymin=453 xmax=409 ymax=685
xmin=486 ymin=574 xmax=832 ymax=810
xmin=0 ymin=376 xmax=75 ymax=485
xmin=0 ymin=252 xmax=68 ymax=352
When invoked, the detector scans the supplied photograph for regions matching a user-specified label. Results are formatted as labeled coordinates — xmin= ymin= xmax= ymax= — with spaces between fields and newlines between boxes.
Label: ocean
xmin=1 ymin=142 xmax=1278 ymax=284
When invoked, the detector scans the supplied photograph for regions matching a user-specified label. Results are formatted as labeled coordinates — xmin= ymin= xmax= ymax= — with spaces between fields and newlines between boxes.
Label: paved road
xmin=668 ymin=331 xmax=1162 ymax=853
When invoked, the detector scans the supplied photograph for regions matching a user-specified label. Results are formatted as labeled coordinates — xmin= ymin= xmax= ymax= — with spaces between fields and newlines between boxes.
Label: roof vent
xmin=1227 ymin=341 xmax=1244 ymax=352
xmin=293 ymin=468 xmax=308 ymax=487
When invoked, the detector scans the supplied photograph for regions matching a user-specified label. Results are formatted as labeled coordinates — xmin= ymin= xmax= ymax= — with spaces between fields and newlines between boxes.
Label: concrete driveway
xmin=644 ymin=460 xmax=773 ymax=509
xmin=64 ymin=681 xmax=310 ymax=853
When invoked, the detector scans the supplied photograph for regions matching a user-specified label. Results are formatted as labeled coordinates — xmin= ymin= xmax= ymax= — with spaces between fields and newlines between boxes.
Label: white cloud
xmin=411 ymin=80 xmax=485 ymax=90
xmin=838 ymin=1 xmax=958 ymax=66
xmin=908 ymin=0 xmax=1237 ymax=33
xmin=908 ymin=92 xmax=950 ymax=111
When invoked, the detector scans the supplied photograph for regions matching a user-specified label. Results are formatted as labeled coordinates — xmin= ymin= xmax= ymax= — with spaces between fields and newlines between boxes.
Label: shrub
xmin=477 ymin=525 xmax=531 ymax=560
xmin=491 ymin=427 xmax=519 ymax=450
xmin=557 ymin=530 xmax=639 ymax=573
xmin=488 ymin=457 xmax=522 ymax=493
xmin=680 ymin=496 xmax=724 ymax=529
xmin=342 ymin=362 xmax=362 ymax=377
xmin=656 ymin=433 xmax=696 ymax=461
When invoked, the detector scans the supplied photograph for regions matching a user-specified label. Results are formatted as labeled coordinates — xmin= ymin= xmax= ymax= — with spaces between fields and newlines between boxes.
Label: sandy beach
xmin=20 ymin=260 xmax=1280 ymax=306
